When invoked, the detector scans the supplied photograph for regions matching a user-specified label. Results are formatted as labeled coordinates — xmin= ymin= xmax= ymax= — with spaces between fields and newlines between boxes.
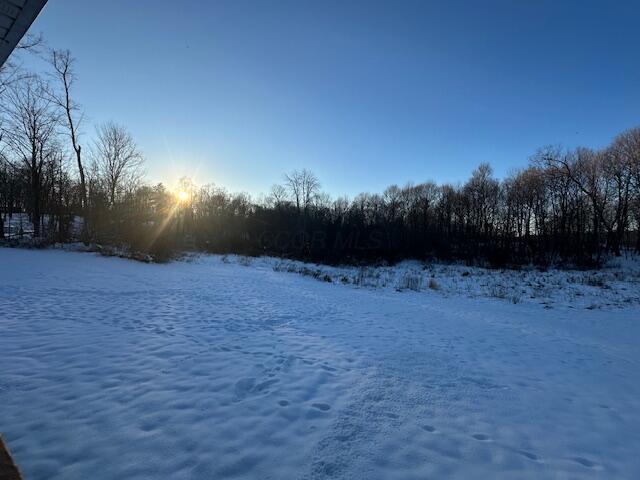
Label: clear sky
xmin=23 ymin=0 xmax=640 ymax=197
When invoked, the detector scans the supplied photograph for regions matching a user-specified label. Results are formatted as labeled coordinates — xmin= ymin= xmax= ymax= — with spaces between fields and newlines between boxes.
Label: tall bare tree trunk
xmin=76 ymin=145 xmax=86 ymax=207
xmin=32 ymin=166 xmax=40 ymax=237
xmin=51 ymin=50 xmax=87 ymax=236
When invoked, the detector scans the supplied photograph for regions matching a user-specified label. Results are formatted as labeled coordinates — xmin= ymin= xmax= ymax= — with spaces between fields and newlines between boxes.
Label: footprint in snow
xmin=471 ymin=434 xmax=490 ymax=441
xmin=573 ymin=457 xmax=597 ymax=468
xmin=234 ymin=378 xmax=255 ymax=400
xmin=516 ymin=450 xmax=539 ymax=461
xmin=422 ymin=425 xmax=436 ymax=432
xmin=311 ymin=403 xmax=331 ymax=411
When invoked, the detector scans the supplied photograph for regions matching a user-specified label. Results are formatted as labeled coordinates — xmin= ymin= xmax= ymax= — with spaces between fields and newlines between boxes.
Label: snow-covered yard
xmin=1 ymin=248 xmax=639 ymax=479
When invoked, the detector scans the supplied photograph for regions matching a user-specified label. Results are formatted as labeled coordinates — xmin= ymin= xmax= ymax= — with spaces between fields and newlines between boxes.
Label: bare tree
xmin=268 ymin=183 xmax=288 ymax=209
xmin=602 ymin=139 xmax=634 ymax=255
xmin=283 ymin=169 xmax=320 ymax=254
xmin=0 ymin=34 xmax=46 ymax=95
xmin=284 ymin=169 xmax=320 ymax=214
xmin=92 ymin=122 xmax=143 ymax=206
xmin=2 ymin=75 xmax=59 ymax=237
xmin=463 ymin=163 xmax=500 ymax=237
xmin=611 ymin=128 xmax=640 ymax=252
xmin=16 ymin=33 xmax=45 ymax=52
xmin=48 ymin=49 xmax=87 ymax=209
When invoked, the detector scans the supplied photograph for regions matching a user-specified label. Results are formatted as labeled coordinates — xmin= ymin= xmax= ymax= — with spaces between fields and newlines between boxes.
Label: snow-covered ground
xmin=1 ymin=248 xmax=639 ymax=479
xmin=266 ymin=253 xmax=640 ymax=310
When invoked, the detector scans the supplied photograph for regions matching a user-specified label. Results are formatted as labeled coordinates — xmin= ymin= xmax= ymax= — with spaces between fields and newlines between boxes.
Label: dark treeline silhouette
xmin=1 ymin=45 xmax=639 ymax=266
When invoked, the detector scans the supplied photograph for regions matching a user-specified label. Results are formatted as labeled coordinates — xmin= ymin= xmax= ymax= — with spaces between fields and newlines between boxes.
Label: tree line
xmin=1 ymin=44 xmax=639 ymax=266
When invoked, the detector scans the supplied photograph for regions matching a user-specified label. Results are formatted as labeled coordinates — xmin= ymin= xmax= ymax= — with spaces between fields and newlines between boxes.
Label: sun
xmin=177 ymin=191 xmax=189 ymax=203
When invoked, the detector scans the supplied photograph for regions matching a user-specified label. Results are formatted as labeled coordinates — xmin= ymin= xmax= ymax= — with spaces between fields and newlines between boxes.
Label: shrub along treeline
xmin=1 ymin=46 xmax=639 ymax=266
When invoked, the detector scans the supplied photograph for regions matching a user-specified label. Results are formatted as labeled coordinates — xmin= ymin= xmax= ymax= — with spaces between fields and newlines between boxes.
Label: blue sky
xmin=24 ymin=0 xmax=640 ymax=197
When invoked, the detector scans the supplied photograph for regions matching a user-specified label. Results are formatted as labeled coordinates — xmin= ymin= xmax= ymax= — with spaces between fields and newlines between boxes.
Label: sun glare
xmin=177 ymin=191 xmax=189 ymax=202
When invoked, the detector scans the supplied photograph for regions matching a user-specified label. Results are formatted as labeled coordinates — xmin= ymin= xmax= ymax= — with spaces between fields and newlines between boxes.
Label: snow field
xmin=1 ymin=248 xmax=639 ymax=479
